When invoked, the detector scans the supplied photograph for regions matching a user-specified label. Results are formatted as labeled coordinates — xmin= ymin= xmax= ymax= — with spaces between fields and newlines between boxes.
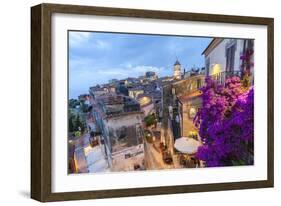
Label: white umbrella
xmin=174 ymin=137 xmax=201 ymax=154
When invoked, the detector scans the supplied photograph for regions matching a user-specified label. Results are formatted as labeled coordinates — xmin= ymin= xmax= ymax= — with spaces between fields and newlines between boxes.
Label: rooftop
xmin=97 ymin=94 xmax=123 ymax=105
xmin=128 ymin=86 xmax=144 ymax=91
xmin=174 ymin=59 xmax=181 ymax=66
xmin=94 ymin=94 xmax=142 ymax=117
xmin=137 ymin=94 xmax=153 ymax=107
xmin=201 ymin=38 xmax=223 ymax=56
xmin=89 ymin=85 xmax=105 ymax=92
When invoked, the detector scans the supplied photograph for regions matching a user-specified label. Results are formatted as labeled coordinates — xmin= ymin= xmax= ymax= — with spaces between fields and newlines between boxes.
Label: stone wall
xmin=172 ymin=75 xmax=205 ymax=97
xmin=104 ymin=113 xmax=144 ymax=153
xmin=161 ymin=84 xmax=173 ymax=142
xmin=161 ymin=75 xmax=205 ymax=149
xmin=180 ymin=97 xmax=202 ymax=137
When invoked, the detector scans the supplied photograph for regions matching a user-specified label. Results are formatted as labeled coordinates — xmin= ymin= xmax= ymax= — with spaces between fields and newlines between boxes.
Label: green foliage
xmin=68 ymin=99 xmax=80 ymax=108
xmin=74 ymin=130 xmax=81 ymax=138
xmin=79 ymin=101 xmax=89 ymax=113
xmin=144 ymin=114 xmax=156 ymax=127
xmin=144 ymin=130 xmax=153 ymax=143
xmin=74 ymin=115 xmax=85 ymax=133
xmin=187 ymin=131 xmax=198 ymax=140
xmin=68 ymin=114 xmax=75 ymax=132
xmin=231 ymin=159 xmax=246 ymax=166
xmin=241 ymin=74 xmax=251 ymax=88
xmin=68 ymin=111 xmax=85 ymax=134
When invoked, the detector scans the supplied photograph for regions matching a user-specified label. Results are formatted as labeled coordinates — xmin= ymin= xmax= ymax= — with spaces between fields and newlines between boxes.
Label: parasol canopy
xmin=174 ymin=137 xmax=201 ymax=154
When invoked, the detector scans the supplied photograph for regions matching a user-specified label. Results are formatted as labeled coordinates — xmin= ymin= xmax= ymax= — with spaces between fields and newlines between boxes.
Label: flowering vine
xmin=194 ymin=76 xmax=254 ymax=167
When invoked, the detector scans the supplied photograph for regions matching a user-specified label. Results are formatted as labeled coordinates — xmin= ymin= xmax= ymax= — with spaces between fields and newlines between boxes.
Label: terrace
xmin=208 ymin=70 xmax=243 ymax=85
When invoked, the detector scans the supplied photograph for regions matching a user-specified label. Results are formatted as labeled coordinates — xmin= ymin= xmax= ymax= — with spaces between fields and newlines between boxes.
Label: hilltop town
xmin=68 ymin=38 xmax=254 ymax=173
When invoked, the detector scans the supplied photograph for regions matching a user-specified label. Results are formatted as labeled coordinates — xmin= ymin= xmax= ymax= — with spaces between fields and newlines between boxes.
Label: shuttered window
xmin=226 ymin=44 xmax=236 ymax=72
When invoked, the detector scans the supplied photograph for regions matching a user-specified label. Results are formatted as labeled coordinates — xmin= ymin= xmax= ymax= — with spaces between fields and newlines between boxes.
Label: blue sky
xmin=69 ymin=31 xmax=212 ymax=99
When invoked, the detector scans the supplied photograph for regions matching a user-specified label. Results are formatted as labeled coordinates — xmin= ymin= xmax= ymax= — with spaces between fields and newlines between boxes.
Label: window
xmin=197 ymin=79 xmax=201 ymax=89
xmin=172 ymin=88 xmax=176 ymax=95
xmin=226 ymin=43 xmax=236 ymax=72
xmin=118 ymin=126 xmax=127 ymax=141
xmin=125 ymin=153 xmax=131 ymax=159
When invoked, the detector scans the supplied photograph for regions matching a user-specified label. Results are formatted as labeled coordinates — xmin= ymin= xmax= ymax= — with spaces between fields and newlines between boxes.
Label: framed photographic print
xmin=31 ymin=3 xmax=274 ymax=202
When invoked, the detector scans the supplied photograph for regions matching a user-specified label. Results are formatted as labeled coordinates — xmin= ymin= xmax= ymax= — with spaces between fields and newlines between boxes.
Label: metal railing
xmin=208 ymin=71 xmax=242 ymax=85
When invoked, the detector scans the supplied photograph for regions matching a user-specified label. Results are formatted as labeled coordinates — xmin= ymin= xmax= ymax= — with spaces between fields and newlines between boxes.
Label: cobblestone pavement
xmin=144 ymin=139 xmax=174 ymax=170
xmin=73 ymin=133 xmax=109 ymax=173
xmin=73 ymin=134 xmax=89 ymax=173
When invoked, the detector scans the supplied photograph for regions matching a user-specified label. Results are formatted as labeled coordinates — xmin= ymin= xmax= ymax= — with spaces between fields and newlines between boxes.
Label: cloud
xmin=69 ymin=63 xmax=166 ymax=98
xmin=69 ymin=31 xmax=111 ymax=51
xmin=69 ymin=32 xmax=91 ymax=48
xmin=96 ymin=65 xmax=164 ymax=78
xmin=68 ymin=31 xmax=213 ymax=98
xmin=130 ymin=65 xmax=163 ymax=75
xmin=95 ymin=40 xmax=110 ymax=50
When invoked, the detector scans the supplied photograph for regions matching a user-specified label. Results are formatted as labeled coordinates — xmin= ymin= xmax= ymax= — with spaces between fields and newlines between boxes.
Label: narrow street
xmin=85 ymin=144 xmax=109 ymax=173
xmin=144 ymin=131 xmax=174 ymax=170
xmin=73 ymin=133 xmax=109 ymax=173
xmin=74 ymin=148 xmax=88 ymax=173
xmin=73 ymin=134 xmax=89 ymax=173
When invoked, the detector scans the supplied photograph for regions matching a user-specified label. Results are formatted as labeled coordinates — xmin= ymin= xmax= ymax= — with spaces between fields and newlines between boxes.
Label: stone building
xmin=161 ymin=66 xmax=205 ymax=154
xmin=89 ymin=85 xmax=108 ymax=99
xmin=145 ymin=71 xmax=158 ymax=81
xmin=128 ymin=87 xmax=144 ymax=99
xmin=202 ymin=38 xmax=254 ymax=84
xmin=137 ymin=94 xmax=154 ymax=116
xmin=173 ymin=60 xmax=182 ymax=80
xmin=92 ymin=94 xmax=145 ymax=172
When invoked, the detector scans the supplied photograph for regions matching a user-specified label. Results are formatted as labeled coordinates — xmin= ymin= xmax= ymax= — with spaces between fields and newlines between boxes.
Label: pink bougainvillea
xmin=194 ymin=76 xmax=254 ymax=167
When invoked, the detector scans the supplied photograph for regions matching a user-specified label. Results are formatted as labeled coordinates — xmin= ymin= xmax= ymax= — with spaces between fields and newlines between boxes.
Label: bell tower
xmin=173 ymin=59 xmax=181 ymax=80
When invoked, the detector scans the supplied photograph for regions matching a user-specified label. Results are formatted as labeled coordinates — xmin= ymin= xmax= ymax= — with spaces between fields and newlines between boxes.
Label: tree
xmin=144 ymin=113 xmax=156 ymax=127
xmin=74 ymin=115 xmax=85 ymax=133
xmin=194 ymin=76 xmax=254 ymax=167
xmin=79 ymin=100 xmax=89 ymax=113
xmin=68 ymin=99 xmax=80 ymax=108
xmin=68 ymin=114 xmax=75 ymax=132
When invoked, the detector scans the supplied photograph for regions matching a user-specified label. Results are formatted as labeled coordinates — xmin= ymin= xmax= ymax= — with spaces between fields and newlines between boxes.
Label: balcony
xmin=208 ymin=70 xmax=242 ymax=85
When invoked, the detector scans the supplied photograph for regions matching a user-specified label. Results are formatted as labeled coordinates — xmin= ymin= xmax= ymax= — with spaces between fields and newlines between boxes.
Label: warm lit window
xmin=197 ymin=79 xmax=201 ymax=89
xmin=189 ymin=107 xmax=197 ymax=119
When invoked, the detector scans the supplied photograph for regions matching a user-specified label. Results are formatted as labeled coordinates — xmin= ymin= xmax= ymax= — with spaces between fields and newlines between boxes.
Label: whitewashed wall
xmin=206 ymin=39 xmax=245 ymax=74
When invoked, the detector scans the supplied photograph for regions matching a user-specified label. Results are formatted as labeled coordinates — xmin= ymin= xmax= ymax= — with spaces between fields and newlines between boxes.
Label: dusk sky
xmin=69 ymin=31 xmax=212 ymax=99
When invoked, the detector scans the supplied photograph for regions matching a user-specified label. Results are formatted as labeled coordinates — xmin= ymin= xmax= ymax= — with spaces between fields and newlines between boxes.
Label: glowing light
xmin=211 ymin=64 xmax=221 ymax=75
xmin=138 ymin=96 xmax=151 ymax=106
xmin=84 ymin=145 xmax=93 ymax=156
xmin=189 ymin=107 xmax=196 ymax=118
